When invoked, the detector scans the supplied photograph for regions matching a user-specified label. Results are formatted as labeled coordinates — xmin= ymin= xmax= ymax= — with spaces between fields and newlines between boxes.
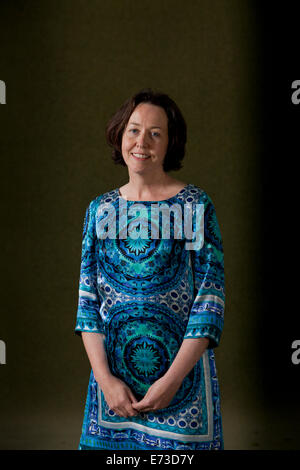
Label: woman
xmin=75 ymin=89 xmax=225 ymax=450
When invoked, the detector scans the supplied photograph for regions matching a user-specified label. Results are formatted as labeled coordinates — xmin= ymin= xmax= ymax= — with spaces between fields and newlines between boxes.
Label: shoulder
xmin=184 ymin=183 xmax=214 ymax=206
xmin=86 ymin=188 xmax=119 ymax=214
xmin=82 ymin=190 xmax=117 ymax=232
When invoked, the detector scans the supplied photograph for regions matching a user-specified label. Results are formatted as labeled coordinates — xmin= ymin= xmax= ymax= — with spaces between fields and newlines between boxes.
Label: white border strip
xmin=79 ymin=289 xmax=97 ymax=300
xmin=194 ymin=294 xmax=225 ymax=307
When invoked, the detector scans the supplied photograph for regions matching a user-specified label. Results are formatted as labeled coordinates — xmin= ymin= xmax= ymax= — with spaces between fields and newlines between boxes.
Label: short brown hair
xmin=105 ymin=88 xmax=187 ymax=172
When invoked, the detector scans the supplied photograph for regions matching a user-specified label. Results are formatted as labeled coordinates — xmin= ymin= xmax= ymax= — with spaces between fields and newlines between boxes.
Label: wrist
xmin=94 ymin=370 xmax=114 ymax=388
xmin=162 ymin=369 xmax=185 ymax=388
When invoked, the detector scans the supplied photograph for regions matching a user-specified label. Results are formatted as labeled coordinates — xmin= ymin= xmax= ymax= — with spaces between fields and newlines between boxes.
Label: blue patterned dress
xmin=75 ymin=183 xmax=225 ymax=450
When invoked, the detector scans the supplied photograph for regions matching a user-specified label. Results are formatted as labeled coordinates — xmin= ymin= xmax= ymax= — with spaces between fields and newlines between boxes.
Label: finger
xmin=132 ymin=398 xmax=147 ymax=409
xmin=132 ymin=403 xmax=152 ymax=413
xmin=130 ymin=403 xmax=140 ymax=416
xmin=125 ymin=391 xmax=139 ymax=415
xmin=125 ymin=400 xmax=139 ymax=416
xmin=128 ymin=389 xmax=138 ymax=404
xmin=138 ymin=407 xmax=153 ymax=413
xmin=127 ymin=407 xmax=139 ymax=417
xmin=131 ymin=403 xmax=142 ymax=411
xmin=115 ymin=407 xmax=127 ymax=418
xmin=128 ymin=408 xmax=140 ymax=416
xmin=119 ymin=401 xmax=138 ymax=418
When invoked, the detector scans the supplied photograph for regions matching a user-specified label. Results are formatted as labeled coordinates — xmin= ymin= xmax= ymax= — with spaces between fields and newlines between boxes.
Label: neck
xmin=125 ymin=171 xmax=175 ymax=199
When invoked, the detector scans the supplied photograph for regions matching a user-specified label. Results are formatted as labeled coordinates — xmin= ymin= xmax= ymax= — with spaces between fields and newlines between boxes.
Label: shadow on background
xmin=257 ymin=2 xmax=300 ymax=412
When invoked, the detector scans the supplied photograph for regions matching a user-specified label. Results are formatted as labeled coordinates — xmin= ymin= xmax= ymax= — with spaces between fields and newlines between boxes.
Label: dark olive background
xmin=0 ymin=0 xmax=299 ymax=450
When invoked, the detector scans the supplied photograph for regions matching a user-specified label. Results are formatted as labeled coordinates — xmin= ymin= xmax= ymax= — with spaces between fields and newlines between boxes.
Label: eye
xmin=129 ymin=128 xmax=138 ymax=134
xmin=152 ymin=131 xmax=160 ymax=137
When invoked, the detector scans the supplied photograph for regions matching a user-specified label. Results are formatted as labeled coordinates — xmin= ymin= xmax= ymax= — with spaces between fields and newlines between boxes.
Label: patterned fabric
xmin=75 ymin=184 xmax=225 ymax=450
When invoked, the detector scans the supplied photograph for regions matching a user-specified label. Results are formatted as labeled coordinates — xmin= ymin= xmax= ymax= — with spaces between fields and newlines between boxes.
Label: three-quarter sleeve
xmin=75 ymin=201 xmax=104 ymax=336
xmin=184 ymin=193 xmax=225 ymax=348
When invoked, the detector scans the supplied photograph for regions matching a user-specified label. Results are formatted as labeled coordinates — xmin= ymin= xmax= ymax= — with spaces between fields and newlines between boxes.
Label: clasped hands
xmin=100 ymin=374 xmax=182 ymax=418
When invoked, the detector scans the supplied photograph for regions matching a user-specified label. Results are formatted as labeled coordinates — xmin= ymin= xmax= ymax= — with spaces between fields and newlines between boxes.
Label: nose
xmin=136 ymin=130 xmax=148 ymax=148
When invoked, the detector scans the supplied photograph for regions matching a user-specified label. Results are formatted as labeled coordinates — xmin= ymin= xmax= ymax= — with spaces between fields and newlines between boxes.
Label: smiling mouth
xmin=131 ymin=153 xmax=151 ymax=160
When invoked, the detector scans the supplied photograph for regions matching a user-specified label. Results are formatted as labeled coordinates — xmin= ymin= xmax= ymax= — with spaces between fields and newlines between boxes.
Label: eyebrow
xmin=128 ymin=122 xmax=162 ymax=129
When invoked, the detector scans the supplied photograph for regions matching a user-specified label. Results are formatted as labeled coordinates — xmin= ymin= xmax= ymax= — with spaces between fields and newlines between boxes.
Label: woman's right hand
xmin=99 ymin=374 xmax=139 ymax=418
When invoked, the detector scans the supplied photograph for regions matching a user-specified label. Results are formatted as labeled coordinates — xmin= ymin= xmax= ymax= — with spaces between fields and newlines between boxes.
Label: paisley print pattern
xmin=75 ymin=184 xmax=225 ymax=450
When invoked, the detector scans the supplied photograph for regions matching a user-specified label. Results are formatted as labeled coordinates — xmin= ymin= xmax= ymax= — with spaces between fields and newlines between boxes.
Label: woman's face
xmin=121 ymin=102 xmax=169 ymax=175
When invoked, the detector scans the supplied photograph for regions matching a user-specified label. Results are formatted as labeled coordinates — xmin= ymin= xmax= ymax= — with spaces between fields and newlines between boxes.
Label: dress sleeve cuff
xmin=184 ymin=324 xmax=222 ymax=349
xmin=74 ymin=318 xmax=105 ymax=336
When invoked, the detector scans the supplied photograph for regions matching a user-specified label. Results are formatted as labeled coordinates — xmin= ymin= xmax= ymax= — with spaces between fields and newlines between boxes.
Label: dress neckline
xmin=117 ymin=184 xmax=190 ymax=203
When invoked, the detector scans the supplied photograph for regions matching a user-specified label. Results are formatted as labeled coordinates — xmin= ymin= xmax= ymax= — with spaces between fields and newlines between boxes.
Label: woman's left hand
xmin=132 ymin=375 xmax=182 ymax=413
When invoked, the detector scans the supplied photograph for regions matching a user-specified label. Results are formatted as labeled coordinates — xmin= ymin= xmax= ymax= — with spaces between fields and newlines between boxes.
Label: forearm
xmin=163 ymin=337 xmax=209 ymax=385
xmin=81 ymin=332 xmax=113 ymax=387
